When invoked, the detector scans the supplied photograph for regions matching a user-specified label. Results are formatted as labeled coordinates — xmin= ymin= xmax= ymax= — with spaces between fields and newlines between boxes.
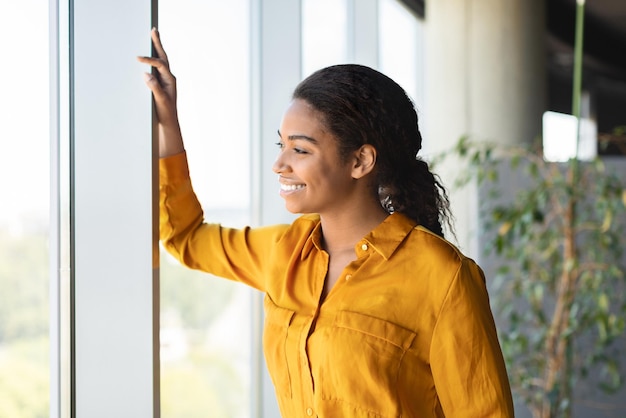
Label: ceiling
xmin=547 ymin=0 xmax=626 ymax=82
xmin=585 ymin=0 xmax=626 ymax=36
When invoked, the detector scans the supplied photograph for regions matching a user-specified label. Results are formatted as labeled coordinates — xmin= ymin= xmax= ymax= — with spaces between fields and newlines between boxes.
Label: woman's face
xmin=273 ymin=99 xmax=357 ymax=215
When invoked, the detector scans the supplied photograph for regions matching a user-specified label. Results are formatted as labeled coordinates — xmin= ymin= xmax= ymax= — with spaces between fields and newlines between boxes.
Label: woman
xmin=139 ymin=28 xmax=514 ymax=417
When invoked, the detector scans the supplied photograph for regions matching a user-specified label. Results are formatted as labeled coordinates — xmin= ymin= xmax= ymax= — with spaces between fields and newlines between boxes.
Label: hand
xmin=137 ymin=28 xmax=184 ymax=157
xmin=137 ymin=28 xmax=178 ymax=127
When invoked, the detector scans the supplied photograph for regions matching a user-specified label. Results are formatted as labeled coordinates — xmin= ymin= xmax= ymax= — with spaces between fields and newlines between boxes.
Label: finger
xmin=136 ymin=55 xmax=166 ymax=68
xmin=143 ymin=72 xmax=166 ymax=101
xmin=137 ymin=56 xmax=173 ymax=79
xmin=151 ymin=27 xmax=169 ymax=62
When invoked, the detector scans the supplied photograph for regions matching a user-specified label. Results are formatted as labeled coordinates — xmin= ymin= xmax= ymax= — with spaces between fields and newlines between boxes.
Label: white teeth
xmin=281 ymin=184 xmax=305 ymax=191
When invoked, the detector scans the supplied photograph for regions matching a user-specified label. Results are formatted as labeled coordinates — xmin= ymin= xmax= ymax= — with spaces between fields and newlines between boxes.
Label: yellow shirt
xmin=160 ymin=152 xmax=514 ymax=418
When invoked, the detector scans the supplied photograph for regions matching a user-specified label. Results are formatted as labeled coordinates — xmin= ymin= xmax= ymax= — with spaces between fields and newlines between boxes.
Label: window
xmin=379 ymin=0 xmax=423 ymax=113
xmin=0 ymin=1 xmax=51 ymax=417
xmin=158 ymin=1 xmax=253 ymax=416
xmin=302 ymin=0 xmax=348 ymax=77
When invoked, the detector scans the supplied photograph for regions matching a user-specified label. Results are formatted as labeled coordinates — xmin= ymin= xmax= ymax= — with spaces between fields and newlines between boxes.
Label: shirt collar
xmin=301 ymin=212 xmax=417 ymax=261
xmin=301 ymin=219 xmax=324 ymax=260
xmin=361 ymin=212 xmax=417 ymax=260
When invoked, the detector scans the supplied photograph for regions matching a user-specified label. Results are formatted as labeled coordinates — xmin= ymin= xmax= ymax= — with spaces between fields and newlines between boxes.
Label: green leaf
xmin=598 ymin=293 xmax=609 ymax=313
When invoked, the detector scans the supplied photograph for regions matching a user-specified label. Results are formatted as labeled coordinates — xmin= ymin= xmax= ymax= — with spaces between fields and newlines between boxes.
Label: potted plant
xmin=438 ymin=135 xmax=626 ymax=417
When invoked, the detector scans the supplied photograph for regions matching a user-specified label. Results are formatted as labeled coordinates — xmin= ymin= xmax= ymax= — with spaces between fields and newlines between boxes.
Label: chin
xmin=284 ymin=202 xmax=312 ymax=215
xmin=285 ymin=206 xmax=305 ymax=215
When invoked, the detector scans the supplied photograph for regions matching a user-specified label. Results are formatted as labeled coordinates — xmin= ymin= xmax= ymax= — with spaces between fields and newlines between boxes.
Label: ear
xmin=351 ymin=144 xmax=377 ymax=179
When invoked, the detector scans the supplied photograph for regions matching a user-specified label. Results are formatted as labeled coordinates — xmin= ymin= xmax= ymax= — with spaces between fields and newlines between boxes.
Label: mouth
xmin=280 ymin=183 xmax=306 ymax=192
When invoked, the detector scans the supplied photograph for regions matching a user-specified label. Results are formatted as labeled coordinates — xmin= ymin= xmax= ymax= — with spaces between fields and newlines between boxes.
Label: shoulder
xmin=404 ymin=225 xmax=484 ymax=286
xmin=403 ymin=228 xmax=489 ymax=316
xmin=410 ymin=225 xmax=467 ymax=265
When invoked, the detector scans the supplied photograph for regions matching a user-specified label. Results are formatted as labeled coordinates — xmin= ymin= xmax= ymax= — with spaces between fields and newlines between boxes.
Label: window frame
xmin=50 ymin=0 xmax=160 ymax=416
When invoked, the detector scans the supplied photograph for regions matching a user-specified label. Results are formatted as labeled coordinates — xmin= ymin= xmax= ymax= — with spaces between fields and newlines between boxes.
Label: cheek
xmin=298 ymin=154 xmax=352 ymax=187
xmin=320 ymin=167 xmax=354 ymax=190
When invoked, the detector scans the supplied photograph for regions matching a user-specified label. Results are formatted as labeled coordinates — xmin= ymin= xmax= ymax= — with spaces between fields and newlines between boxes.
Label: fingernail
xmin=143 ymin=72 xmax=153 ymax=82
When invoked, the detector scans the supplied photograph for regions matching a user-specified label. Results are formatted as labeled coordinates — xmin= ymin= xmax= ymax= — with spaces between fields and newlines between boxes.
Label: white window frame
xmin=50 ymin=0 xmax=160 ymax=416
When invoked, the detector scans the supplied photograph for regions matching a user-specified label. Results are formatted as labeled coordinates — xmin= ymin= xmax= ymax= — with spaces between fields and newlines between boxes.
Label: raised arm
xmin=137 ymin=28 xmax=185 ymax=158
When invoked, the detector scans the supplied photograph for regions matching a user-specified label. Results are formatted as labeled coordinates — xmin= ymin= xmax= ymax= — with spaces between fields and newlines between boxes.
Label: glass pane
xmin=0 ymin=0 xmax=50 ymax=417
xmin=302 ymin=0 xmax=348 ymax=77
xmin=158 ymin=1 xmax=252 ymax=417
xmin=379 ymin=0 xmax=423 ymax=110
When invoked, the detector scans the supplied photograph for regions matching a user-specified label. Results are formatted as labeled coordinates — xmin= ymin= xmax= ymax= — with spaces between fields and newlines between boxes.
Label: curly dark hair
xmin=292 ymin=64 xmax=453 ymax=238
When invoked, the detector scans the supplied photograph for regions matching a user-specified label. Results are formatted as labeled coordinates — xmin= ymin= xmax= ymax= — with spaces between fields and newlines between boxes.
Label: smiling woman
xmin=140 ymin=23 xmax=515 ymax=415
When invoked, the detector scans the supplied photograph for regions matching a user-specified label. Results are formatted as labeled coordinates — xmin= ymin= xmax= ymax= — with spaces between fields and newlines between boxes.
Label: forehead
xmin=280 ymin=99 xmax=327 ymax=135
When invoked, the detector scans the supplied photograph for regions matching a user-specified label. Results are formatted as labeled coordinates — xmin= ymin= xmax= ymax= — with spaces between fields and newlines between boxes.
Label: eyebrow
xmin=277 ymin=129 xmax=318 ymax=144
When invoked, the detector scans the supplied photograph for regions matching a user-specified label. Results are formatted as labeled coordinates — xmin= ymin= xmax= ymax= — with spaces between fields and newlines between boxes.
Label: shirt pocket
xmin=263 ymin=296 xmax=296 ymax=399
xmin=318 ymin=310 xmax=417 ymax=417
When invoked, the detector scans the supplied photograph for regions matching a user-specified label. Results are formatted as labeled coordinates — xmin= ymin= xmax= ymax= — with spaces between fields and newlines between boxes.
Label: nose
xmin=272 ymin=151 xmax=288 ymax=174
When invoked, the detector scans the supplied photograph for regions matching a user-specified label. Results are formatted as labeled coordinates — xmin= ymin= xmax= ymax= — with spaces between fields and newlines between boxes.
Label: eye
xmin=275 ymin=141 xmax=308 ymax=154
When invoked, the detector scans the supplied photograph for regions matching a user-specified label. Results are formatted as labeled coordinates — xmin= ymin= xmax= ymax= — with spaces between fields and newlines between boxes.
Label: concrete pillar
xmin=423 ymin=0 xmax=546 ymax=255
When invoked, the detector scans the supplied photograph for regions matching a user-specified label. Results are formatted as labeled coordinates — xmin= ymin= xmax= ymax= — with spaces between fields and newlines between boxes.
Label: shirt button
xmin=361 ymin=243 xmax=368 ymax=251
xmin=306 ymin=407 xmax=314 ymax=416
xmin=345 ymin=274 xmax=352 ymax=281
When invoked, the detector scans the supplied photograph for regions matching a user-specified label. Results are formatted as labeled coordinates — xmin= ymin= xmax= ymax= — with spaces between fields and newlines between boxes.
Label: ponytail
xmin=379 ymin=158 xmax=453 ymax=239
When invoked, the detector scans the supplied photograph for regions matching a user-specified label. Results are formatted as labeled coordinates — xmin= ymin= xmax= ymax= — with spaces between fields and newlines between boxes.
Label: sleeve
xmin=159 ymin=152 xmax=286 ymax=291
xmin=429 ymin=259 xmax=515 ymax=417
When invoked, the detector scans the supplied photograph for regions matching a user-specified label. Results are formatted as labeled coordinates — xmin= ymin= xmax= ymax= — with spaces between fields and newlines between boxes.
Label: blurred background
xmin=0 ymin=0 xmax=624 ymax=417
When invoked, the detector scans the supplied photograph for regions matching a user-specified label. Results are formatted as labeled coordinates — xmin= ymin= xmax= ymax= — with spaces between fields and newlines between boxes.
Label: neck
xmin=319 ymin=205 xmax=389 ymax=254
